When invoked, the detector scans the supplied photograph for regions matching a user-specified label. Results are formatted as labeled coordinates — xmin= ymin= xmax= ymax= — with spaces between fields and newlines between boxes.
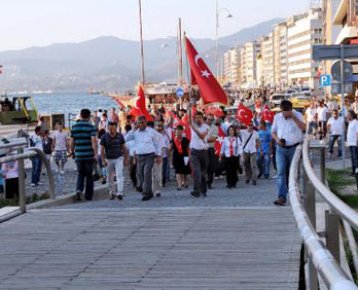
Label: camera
xmin=279 ymin=138 xmax=286 ymax=147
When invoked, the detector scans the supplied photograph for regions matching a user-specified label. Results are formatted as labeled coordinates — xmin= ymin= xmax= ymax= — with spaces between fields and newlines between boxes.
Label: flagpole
xmin=138 ymin=0 xmax=145 ymax=85
xmin=178 ymin=18 xmax=183 ymax=86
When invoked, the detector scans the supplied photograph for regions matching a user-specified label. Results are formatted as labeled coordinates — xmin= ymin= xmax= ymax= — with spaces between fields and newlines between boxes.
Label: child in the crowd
xmin=2 ymin=160 xmax=19 ymax=199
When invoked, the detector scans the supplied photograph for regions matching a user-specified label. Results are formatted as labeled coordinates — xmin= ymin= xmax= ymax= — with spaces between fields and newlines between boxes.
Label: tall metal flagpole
xmin=138 ymin=0 xmax=145 ymax=85
xmin=215 ymin=0 xmax=219 ymax=78
xmin=178 ymin=18 xmax=183 ymax=86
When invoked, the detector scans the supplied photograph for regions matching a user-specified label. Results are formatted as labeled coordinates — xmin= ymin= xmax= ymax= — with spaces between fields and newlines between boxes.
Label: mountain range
xmin=0 ymin=18 xmax=283 ymax=92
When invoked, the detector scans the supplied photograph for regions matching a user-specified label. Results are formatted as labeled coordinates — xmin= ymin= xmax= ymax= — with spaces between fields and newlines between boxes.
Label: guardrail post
xmin=325 ymin=210 xmax=340 ymax=263
xmin=320 ymin=146 xmax=326 ymax=184
xmin=307 ymin=257 xmax=318 ymax=290
xmin=17 ymin=148 xmax=26 ymax=214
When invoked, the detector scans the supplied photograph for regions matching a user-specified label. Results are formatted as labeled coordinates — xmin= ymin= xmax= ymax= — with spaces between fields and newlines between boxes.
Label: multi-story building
xmin=273 ymin=22 xmax=288 ymax=89
xmin=333 ymin=0 xmax=358 ymax=93
xmin=287 ymin=9 xmax=323 ymax=88
xmin=242 ymin=41 xmax=261 ymax=88
xmin=261 ymin=33 xmax=275 ymax=88
xmin=223 ymin=47 xmax=241 ymax=87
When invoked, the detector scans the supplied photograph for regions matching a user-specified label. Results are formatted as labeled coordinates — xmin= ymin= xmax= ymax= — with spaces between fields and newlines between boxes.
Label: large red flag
xmin=185 ymin=37 xmax=228 ymax=106
xmin=262 ymin=105 xmax=275 ymax=123
xmin=135 ymin=85 xmax=153 ymax=121
xmin=236 ymin=104 xmax=253 ymax=126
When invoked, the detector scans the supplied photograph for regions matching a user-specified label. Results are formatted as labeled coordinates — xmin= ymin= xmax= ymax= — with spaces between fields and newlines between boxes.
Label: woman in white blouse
xmin=220 ymin=126 xmax=242 ymax=188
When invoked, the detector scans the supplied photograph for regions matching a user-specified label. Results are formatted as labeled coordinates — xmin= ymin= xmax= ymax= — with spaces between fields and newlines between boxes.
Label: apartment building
xmin=287 ymin=9 xmax=323 ymax=88
xmin=333 ymin=0 xmax=358 ymax=92
xmin=223 ymin=47 xmax=241 ymax=86
xmin=261 ymin=33 xmax=275 ymax=87
xmin=273 ymin=22 xmax=289 ymax=88
xmin=242 ymin=41 xmax=261 ymax=88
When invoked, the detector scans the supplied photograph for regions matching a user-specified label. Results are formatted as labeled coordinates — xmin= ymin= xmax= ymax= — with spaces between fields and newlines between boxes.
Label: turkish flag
xmin=185 ymin=37 xmax=228 ymax=106
xmin=128 ymin=107 xmax=142 ymax=118
xmin=262 ymin=105 xmax=275 ymax=123
xmin=206 ymin=106 xmax=224 ymax=117
xmin=214 ymin=126 xmax=225 ymax=156
xmin=236 ymin=104 xmax=253 ymax=126
xmin=181 ymin=114 xmax=191 ymax=141
xmin=134 ymin=85 xmax=153 ymax=121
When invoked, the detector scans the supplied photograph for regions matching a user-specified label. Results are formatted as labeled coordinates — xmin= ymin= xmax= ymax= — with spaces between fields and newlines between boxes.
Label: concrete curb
xmin=27 ymin=184 xmax=110 ymax=209
xmin=0 ymin=206 xmax=22 ymax=223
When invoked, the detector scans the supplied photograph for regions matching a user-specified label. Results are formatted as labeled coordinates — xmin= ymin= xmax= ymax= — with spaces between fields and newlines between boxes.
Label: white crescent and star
xmin=194 ymin=54 xmax=202 ymax=67
xmin=201 ymin=70 xmax=211 ymax=78
xmin=238 ymin=109 xmax=247 ymax=119
xmin=194 ymin=54 xmax=212 ymax=79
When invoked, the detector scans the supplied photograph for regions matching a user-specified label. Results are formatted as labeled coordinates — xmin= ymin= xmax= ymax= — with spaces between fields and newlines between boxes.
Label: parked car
xmin=270 ymin=94 xmax=287 ymax=108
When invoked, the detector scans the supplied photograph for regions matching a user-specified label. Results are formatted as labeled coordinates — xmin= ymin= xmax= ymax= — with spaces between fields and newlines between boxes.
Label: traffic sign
xmin=319 ymin=74 xmax=332 ymax=87
xmin=312 ymin=45 xmax=358 ymax=60
xmin=176 ymin=87 xmax=184 ymax=97
xmin=331 ymin=60 xmax=353 ymax=81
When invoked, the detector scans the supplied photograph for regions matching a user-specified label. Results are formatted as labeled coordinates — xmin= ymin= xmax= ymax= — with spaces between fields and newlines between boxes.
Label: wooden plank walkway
xmin=0 ymin=207 xmax=301 ymax=289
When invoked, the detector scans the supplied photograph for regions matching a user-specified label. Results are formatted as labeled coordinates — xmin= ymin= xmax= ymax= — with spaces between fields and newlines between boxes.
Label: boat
xmin=0 ymin=95 xmax=38 ymax=125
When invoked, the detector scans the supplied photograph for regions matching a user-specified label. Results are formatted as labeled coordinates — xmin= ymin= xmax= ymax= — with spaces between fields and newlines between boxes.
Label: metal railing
xmin=289 ymin=139 xmax=358 ymax=290
xmin=0 ymin=137 xmax=55 ymax=220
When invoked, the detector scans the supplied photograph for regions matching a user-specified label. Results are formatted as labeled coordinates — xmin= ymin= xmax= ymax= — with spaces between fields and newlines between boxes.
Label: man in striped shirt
xmin=70 ymin=109 xmax=98 ymax=201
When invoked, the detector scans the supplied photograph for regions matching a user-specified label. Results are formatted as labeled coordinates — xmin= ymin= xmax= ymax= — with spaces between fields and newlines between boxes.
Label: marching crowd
xmin=21 ymin=93 xmax=358 ymax=206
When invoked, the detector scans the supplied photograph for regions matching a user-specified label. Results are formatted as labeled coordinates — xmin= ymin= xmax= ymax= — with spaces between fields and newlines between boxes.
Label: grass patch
xmin=326 ymin=168 xmax=358 ymax=209
xmin=0 ymin=192 xmax=50 ymax=209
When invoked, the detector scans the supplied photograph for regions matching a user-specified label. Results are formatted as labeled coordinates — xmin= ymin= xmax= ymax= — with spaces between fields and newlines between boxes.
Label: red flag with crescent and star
xmin=134 ymin=85 xmax=153 ymax=121
xmin=262 ymin=105 xmax=275 ymax=123
xmin=214 ymin=125 xmax=225 ymax=157
xmin=236 ymin=104 xmax=253 ymax=126
xmin=185 ymin=36 xmax=228 ymax=106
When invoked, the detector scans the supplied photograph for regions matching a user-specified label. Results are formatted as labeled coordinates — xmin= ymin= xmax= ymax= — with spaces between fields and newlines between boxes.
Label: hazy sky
xmin=0 ymin=0 xmax=309 ymax=52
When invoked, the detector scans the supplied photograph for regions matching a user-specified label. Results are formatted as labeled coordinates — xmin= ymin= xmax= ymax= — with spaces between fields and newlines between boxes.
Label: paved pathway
xmin=0 ymin=207 xmax=300 ymax=290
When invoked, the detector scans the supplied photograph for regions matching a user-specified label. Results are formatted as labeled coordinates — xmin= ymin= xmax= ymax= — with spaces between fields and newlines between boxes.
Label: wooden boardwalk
xmin=0 ymin=207 xmax=301 ymax=290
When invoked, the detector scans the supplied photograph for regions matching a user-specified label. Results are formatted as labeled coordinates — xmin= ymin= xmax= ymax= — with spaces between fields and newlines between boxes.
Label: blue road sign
xmin=176 ymin=87 xmax=184 ymax=97
xmin=319 ymin=74 xmax=332 ymax=87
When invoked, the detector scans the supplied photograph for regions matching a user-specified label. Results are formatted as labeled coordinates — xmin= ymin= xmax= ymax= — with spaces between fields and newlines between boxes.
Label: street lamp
xmin=216 ymin=0 xmax=232 ymax=79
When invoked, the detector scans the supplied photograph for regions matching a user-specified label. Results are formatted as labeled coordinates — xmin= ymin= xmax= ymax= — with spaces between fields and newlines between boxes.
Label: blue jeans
xmin=257 ymin=152 xmax=271 ymax=178
xmin=349 ymin=146 xmax=358 ymax=174
xmin=276 ymin=145 xmax=297 ymax=200
xmin=76 ymin=160 xmax=94 ymax=200
xmin=31 ymin=156 xmax=42 ymax=184
xmin=329 ymin=135 xmax=342 ymax=156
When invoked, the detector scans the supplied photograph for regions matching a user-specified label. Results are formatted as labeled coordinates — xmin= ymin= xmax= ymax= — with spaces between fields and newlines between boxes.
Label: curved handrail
xmin=27 ymin=147 xmax=55 ymax=200
xmin=302 ymin=139 xmax=358 ymax=231
xmin=289 ymin=145 xmax=358 ymax=290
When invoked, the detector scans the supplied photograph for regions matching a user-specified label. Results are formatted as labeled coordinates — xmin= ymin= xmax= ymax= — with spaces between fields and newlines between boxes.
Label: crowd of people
xmin=22 ymin=92 xmax=358 ymax=206
xmin=63 ymin=98 xmax=304 ymax=205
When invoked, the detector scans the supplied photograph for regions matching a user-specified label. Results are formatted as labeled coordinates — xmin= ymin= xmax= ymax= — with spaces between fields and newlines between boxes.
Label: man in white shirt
xmin=241 ymin=122 xmax=260 ymax=185
xmin=305 ymin=102 xmax=318 ymax=136
xmin=125 ymin=115 xmax=161 ymax=201
xmin=327 ymin=109 xmax=344 ymax=158
xmin=189 ymin=107 xmax=210 ymax=198
xmin=271 ymin=100 xmax=306 ymax=206
xmin=317 ymin=100 xmax=328 ymax=140
xmin=347 ymin=110 xmax=358 ymax=176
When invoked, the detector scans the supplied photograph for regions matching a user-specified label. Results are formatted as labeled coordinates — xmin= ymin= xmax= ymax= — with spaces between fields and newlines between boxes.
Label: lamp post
xmin=215 ymin=0 xmax=232 ymax=78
